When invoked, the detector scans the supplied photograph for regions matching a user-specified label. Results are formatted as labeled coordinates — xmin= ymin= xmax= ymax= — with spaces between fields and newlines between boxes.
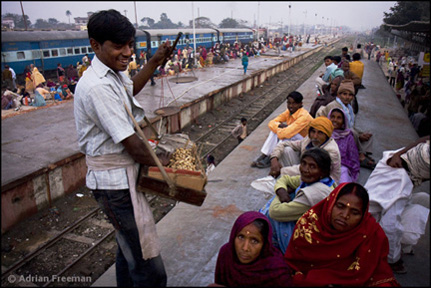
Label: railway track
xmin=185 ymin=43 xmax=341 ymax=162
xmin=0 ymin=193 xmax=174 ymax=287
xmin=1 ymin=40 xmax=345 ymax=287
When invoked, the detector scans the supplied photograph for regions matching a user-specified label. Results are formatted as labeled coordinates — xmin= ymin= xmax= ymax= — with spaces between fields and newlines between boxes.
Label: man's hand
xmin=269 ymin=158 xmax=282 ymax=178
xmin=359 ymin=132 xmax=372 ymax=142
xmin=150 ymin=41 xmax=172 ymax=67
xmin=386 ymin=153 xmax=403 ymax=168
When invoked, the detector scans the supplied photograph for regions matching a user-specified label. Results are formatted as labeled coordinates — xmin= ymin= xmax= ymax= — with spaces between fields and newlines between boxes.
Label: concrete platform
xmin=92 ymin=50 xmax=430 ymax=286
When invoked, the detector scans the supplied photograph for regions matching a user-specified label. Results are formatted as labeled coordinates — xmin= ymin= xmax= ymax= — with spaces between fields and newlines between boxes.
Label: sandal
xmin=389 ymin=259 xmax=407 ymax=274
xmin=360 ymin=157 xmax=376 ymax=170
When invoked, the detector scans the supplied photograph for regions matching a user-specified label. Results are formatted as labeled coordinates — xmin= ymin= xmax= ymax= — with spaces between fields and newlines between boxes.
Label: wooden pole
xmin=124 ymin=103 xmax=177 ymax=197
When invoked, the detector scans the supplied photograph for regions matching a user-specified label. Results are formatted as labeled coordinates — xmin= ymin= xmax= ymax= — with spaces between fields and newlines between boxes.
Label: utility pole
xmin=257 ymin=1 xmax=260 ymax=41
xmin=124 ymin=10 xmax=127 ymax=17
xmin=20 ymin=1 xmax=27 ymax=31
xmin=134 ymin=1 xmax=138 ymax=28
xmin=303 ymin=10 xmax=307 ymax=37
xmin=288 ymin=3 xmax=291 ymax=36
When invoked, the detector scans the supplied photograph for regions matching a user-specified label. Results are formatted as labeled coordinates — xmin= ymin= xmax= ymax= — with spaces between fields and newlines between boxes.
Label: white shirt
xmin=74 ymin=55 xmax=145 ymax=190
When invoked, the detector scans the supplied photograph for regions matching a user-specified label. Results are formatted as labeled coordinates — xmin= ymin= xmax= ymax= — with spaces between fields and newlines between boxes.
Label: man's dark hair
xmin=287 ymin=91 xmax=303 ymax=103
xmin=324 ymin=55 xmax=333 ymax=61
xmin=342 ymin=47 xmax=348 ymax=52
xmin=332 ymin=56 xmax=341 ymax=64
xmin=352 ymin=53 xmax=361 ymax=61
xmin=88 ymin=9 xmax=135 ymax=45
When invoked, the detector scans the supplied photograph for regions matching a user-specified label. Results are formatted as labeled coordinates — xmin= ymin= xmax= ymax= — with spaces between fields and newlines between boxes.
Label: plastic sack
xmin=251 ymin=176 xmax=276 ymax=198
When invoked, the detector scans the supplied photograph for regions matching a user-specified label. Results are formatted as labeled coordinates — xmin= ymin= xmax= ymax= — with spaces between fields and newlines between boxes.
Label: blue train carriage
xmin=1 ymin=30 xmax=93 ymax=74
xmin=138 ymin=28 xmax=218 ymax=53
xmin=215 ymin=28 xmax=254 ymax=45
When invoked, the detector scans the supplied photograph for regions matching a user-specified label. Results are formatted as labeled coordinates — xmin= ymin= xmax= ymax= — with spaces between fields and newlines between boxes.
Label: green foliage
xmin=219 ymin=18 xmax=239 ymax=28
xmin=151 ymin=13 xmax=179 ymax=29
xmin=383 ymin=1 xmax=430 ymax=25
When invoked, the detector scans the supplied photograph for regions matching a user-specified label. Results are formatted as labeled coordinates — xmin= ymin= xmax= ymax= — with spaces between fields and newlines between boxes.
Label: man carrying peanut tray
xmin=73 ymin=9 xmax=172 ymax=287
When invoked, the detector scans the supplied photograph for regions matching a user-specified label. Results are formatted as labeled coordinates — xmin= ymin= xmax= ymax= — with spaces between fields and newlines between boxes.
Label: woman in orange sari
xmin=285 ymin=182 xmax=400 ymax=287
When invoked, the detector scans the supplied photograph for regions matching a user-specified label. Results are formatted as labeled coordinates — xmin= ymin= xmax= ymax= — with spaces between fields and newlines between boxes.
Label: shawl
xmin=329 ymin=108 xmax=360 ymax=182
xmin=284 ymin=183 xmax=400 ymax=287
xmin=215 ymin=211 xmax=293 ymax=287
xmin=335 ymin=97 xmax=354 ymax=128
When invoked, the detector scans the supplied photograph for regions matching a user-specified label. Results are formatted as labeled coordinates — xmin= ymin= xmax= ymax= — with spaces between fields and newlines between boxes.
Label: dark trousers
xmin=92 ymin=189 xmax=167 ymax=287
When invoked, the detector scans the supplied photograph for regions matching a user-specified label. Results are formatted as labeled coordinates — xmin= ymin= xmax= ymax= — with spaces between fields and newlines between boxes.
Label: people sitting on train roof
xmin=251 ymin=91 xmax=313 ymax=169
xmin=328 ymin=108 xmax=360 ymax=183
xmin=285 ymin=182 xmax=401 ymax=287
xmin=260 ymin=148 xmax=336 ymax=254
xmin=210 ymin=211 xmax=293 ymax=287
xmin=340 ymin=60 xmax=362 ymax=98
xmin=269 ymin=116 xmax=341 ymax=185
xmin=364 ymin=135 xmax=430 ymax=274
xmin=316 ymin=80 xmax=376 ymax=170
xmin=315 ymin=55 xmax=337 ymax=92
xmin=309 ymin=75 xmax=344 ymax=118
xmin=350 ymin=52 xmax=365 ymax=89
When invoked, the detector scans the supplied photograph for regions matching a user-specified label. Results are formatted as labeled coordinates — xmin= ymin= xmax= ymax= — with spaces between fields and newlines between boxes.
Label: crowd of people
xmin=2 ymin=59 xmax=81 ymax=111
xmin=230 ymin=42 xmax=429 ymax=286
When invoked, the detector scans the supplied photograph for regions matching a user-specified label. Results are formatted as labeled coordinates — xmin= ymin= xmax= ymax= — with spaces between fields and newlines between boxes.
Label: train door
xmin=30 ymin=42 xmax=43 ymax=70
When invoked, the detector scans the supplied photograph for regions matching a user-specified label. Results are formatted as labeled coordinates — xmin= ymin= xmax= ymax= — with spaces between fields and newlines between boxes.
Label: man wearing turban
xmin=269 ymin=116 xmax=341 ymax=184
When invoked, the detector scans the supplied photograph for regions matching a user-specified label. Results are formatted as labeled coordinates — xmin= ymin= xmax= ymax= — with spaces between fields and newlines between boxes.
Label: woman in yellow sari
xmin=32 ymin=66 xmax=46 ymax=88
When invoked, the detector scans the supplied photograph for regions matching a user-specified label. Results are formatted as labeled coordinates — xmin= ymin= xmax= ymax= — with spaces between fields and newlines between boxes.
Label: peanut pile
xmin=168 ymin=147 xmax=197 ymax=171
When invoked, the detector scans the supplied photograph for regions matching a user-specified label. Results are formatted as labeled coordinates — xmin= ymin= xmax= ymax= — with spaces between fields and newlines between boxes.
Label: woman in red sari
xmin=285 ymin=182 xmax=400 ymax=287
xmin=211 ymin=211 xmax=293 ymax=287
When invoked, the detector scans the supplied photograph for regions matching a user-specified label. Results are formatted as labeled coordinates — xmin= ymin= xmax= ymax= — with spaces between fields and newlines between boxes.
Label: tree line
xmin=1 ymin=11 xmax=252 ymax=30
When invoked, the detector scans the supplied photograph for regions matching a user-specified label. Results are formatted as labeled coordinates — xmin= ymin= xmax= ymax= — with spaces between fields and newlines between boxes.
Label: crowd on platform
xmin=217 ymin=40 xmax=429 ymax=286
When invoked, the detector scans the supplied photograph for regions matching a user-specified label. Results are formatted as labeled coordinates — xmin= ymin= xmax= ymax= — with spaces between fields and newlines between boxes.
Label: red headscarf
xmin=284 ymin=183 xmax=400 ymax=287
xmin=214 ymin=211 xmax=293 ymax=287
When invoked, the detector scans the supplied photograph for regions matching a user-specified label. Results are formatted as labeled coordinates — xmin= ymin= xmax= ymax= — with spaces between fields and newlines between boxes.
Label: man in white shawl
xmin=364 ymin=135 xmax=430 ymax=274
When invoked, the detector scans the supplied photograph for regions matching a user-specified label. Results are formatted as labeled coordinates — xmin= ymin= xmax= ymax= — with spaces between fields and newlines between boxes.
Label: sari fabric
xmin=285 ymin=183 xmax=400 ymax=287
xmin=215 ymin=211 xmax=293 ymax=287
xmin=329 ymin=108 xmax=360 ymax=182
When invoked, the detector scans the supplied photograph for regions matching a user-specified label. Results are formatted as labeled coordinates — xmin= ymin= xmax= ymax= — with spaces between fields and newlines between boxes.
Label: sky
xmin=1 ymin=1 xmax=397 ymax=31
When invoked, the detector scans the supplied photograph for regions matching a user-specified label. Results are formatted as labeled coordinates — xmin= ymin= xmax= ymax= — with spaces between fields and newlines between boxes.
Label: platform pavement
xmin=92 ymin=53 xmax=429 ymax=286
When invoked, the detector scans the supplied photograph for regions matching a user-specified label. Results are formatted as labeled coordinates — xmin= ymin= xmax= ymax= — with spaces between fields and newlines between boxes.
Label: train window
xmin=88 ymin=47 xmax=93 ymax=53
xmin=51 ymin=50 xmax=59 ymax=57
xmin=67 ymin=48 xmax=73 ymax=55
xmin=59 ymin=48 xmax=66 ymax=56
xmin=17 ymin=52 xmax=25 ymax=60
xmin=32 ymin=50 xmax=41 ymax=58
xmin=74 ymin=48 xmax=80 ymax=54
xmin=81 ymin=47 xmax=87 ymax=54
xmin=43 ymin=50 xmax=50 ymax=57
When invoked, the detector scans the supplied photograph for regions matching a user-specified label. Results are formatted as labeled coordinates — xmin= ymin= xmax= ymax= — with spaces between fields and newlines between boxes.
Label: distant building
xmin=73 ymin=12 xmax=93 ymax=30
xmin=2 ymin=18 xmax=15 ymax=30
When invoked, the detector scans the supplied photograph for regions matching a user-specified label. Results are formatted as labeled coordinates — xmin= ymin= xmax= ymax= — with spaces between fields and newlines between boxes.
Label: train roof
xmin=1 ymin=30 xmax=89 ymax=42
xmin=140 ymin=28 xmax=217 ymax=36
xmin=1 ymin=28 xmax=255 ymax=43
xmin=216 ymin=28 xmax=254 ymax=33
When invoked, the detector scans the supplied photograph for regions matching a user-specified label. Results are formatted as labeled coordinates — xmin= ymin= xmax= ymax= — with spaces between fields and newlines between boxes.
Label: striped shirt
xmin=74 ymin=55 xmax=145 ymax=190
